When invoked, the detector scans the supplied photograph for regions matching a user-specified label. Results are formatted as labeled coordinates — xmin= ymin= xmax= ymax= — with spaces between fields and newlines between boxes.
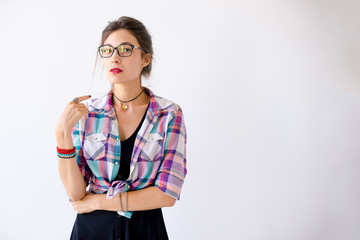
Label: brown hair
xmin=92 ymin=16 xmax=154 ymax=87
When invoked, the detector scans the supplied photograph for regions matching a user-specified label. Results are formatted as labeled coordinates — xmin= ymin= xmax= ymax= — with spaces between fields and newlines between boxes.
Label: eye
xmin=101 ymin=46 xmax=113 ymax=53
xmin=119 ymin=45 xmax=132 ymax=52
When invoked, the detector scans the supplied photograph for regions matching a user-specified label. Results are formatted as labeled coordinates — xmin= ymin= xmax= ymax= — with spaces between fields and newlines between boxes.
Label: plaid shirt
xmin=71 ymin=87 xmax=187 ymax=218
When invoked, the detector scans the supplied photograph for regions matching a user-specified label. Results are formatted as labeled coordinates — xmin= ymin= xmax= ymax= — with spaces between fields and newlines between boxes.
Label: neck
xmin=112 ymin=82 xmax=149 ymax=109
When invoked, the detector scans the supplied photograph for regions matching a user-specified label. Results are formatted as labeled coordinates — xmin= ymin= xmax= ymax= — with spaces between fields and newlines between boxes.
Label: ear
xmin=142 ymin=53 xmax=151 ymax=67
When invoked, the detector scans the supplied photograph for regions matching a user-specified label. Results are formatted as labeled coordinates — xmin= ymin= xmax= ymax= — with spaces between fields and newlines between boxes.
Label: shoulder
xmin=152 ymin=93 xmax=187 ymax=141
xmin=152 ymin=92 xmax=184 ymax=118
xmin=151 ymin=92 xmax=186 ymax=136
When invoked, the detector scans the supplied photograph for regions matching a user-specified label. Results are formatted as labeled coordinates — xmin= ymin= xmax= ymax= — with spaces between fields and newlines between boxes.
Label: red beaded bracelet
xmin=57 ymin=146 xmax=76 ymax=154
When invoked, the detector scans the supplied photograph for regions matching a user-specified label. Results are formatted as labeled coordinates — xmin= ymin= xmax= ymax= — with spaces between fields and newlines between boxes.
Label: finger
xmin=80 ymin=109 xmax=89 ymax=121
xmin=74 ymin=103 xmax=89 ymax=113
xmin=73 ymin=105 xmax=89 ymax=114
xmin=73 ymin=104 xmax=88 ymax=111
xmin=77 ymin=103 xmax=89 ymax=108
xmin=75 ymin=95 xmax=92 ymax=103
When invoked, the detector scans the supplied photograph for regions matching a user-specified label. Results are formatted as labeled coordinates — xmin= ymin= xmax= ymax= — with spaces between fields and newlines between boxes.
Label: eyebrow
xmin=103 ymin=42 xmax=133 ymax=46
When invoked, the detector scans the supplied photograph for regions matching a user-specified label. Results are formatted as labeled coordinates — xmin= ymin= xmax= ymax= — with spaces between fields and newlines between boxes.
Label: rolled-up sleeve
xmin=155 ymin=107 xmax=187 ymax=201
xmin=71 ymin=121 xmax=91 ymax=186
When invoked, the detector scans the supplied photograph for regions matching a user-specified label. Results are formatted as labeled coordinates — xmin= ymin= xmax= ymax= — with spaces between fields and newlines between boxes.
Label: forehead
xmin=103 ymin=29 xmax=139 ymax=46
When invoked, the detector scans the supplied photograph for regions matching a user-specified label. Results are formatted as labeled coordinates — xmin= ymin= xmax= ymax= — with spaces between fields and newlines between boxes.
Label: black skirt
xmin=70 ymin=208 xmax=169 ymax=240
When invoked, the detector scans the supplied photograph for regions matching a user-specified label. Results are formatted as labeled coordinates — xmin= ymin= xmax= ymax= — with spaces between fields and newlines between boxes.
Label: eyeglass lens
xmin=99 ymin=45 xmax=133 ymax=57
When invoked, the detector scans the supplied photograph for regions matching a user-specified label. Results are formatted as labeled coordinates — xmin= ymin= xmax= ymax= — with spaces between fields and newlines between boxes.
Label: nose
xmin=111 ymin=56 xmax=121 ymax=63
xmin=110 ymin=50 xmax=122 ymax=63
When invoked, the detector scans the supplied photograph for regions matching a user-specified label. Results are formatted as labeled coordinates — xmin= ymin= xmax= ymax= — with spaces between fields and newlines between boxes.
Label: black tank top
xmin=115 ymin=103 xmax=149 ymax=181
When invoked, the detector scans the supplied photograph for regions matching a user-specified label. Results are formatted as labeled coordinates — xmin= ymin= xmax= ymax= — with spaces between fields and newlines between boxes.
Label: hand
xmin=71 ymin=191 xmax=98 ymax=214
xmin=55 ymin=95 xmax=91 ymax=134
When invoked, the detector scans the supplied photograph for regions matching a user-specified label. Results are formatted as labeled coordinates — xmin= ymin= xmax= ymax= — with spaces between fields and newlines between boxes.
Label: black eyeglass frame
xmin=98 ymin=43 xmax=145 ymax=58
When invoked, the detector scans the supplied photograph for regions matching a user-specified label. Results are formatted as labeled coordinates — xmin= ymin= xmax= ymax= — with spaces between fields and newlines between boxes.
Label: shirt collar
xmin=88 ymin=87 xmax=162 ymax=119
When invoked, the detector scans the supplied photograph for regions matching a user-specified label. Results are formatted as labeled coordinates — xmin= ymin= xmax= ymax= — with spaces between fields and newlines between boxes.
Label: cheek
xmin=127 ymin=64 xmax=140 ymax=73
xmin=102 ymin=59 xmax=110 ymax=70
xmin=123 ymin=63 xmax=142 ymax=76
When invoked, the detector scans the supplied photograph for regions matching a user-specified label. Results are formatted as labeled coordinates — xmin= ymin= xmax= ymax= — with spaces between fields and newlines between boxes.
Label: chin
xmin=108 ymin=76 xmax=126 ymax=83
xmin=110 ymin=77 xmax=138 ymax=85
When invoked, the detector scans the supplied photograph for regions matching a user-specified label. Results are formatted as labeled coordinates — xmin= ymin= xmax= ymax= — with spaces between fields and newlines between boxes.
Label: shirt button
xmin=95 ymin=137 xmax=98 ymax=141
xmin=115 ymin=162 xmax=119 ymax=165
xmin=116 ymin=137 xmax=120 ymax=141
xmin=150 ymin=137 xmax=154 ymax=141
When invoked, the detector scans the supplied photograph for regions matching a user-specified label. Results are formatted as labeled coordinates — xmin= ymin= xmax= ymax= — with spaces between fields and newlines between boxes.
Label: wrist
xmin=94 ymin=194 xmax=103 ymax=211
xmin=55 ymin=126 xmax=72 ymax=136
xmin=56 ymin=133 xmax=74 ymax=150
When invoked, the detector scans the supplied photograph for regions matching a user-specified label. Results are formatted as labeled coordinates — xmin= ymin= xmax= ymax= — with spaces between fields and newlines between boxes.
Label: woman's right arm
xmin=55 ymin=95 xmax=91 ymax=201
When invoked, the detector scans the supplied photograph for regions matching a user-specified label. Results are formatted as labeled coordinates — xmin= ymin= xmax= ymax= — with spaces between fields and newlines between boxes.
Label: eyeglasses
xmin=98 ymin=44 xmax=145 ymax=58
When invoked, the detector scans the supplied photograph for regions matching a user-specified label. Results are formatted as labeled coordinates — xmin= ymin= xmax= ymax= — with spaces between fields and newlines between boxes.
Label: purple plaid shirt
xmin=71 ymin=87 xmax=187 ymax=218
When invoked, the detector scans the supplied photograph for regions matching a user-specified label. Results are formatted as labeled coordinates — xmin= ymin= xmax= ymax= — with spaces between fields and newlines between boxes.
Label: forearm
xmin=57 ymin=130 xmax=86 ymax=201
xmin=97 ymin=186 xmax=176 ymax=212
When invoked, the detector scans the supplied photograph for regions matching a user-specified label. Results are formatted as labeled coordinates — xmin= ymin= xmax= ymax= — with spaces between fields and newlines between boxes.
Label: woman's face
xmin=101 ymin=29 xmax=150 ymax=86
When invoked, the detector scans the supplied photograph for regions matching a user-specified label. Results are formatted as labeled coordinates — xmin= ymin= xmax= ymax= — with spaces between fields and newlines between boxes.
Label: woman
xmin=55 ymin=16 xmax=187 ymax=240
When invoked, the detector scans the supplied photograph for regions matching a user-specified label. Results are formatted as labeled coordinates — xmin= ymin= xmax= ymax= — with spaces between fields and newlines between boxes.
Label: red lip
xmin=110 ymin=68 xmax=123 ymax=73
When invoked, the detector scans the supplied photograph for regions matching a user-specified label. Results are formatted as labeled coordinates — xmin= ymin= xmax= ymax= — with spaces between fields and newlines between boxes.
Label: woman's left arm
xmin=71 ymin=186 xmax=175 ymax=214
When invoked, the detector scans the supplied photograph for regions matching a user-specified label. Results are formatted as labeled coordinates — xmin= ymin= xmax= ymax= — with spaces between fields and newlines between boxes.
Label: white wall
xmin=0 ymin=0 xmax=359 ymax=239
